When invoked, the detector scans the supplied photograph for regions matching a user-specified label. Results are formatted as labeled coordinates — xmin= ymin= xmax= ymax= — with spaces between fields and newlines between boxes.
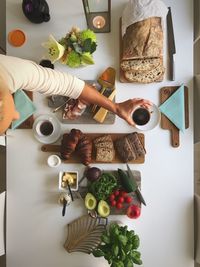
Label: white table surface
xmin=6 ymin=0 xmax=194 ymax=267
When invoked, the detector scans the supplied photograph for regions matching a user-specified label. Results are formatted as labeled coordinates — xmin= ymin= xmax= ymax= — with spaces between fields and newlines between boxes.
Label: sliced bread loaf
xmin=120 ymin=58 xmax=161 ymax=72
xmin=96 ymin=147 xmax=115 ymax=162
xmin=124 ymin=64 xmax=164 ymax=83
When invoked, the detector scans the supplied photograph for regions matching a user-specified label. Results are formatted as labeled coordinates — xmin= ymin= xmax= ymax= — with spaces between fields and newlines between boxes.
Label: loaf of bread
xmin=115 ymin=132 xmax=145 ymax=162
xmin=122 ymin=17 xmax=163 ymax=60
xmin=120 ymin=58 xmax=161 ymax=72
xmin=124 ymin=64 xmax=164 ymax=83
xmin=93 ymin=134 xmax=115 ymax=162
xmin=96 ymin=147 xmax=115 ymax=162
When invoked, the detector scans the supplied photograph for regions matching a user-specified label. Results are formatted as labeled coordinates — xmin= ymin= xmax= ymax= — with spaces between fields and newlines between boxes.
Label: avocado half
xmin=97 ymin=200 xmax=110 ymax=218
xmin=85 ymin=193 xmax=97 ymax=210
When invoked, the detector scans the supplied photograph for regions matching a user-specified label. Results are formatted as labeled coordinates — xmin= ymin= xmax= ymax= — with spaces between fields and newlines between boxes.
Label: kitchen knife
xmin=167 ymin=7 xmax=176 ymax=81
xmin=126 ymin=164 xmax=146 ymax=206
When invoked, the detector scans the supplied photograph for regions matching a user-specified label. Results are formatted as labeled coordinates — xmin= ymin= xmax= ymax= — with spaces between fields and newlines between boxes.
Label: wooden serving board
xmin=78 ymin=170 xmax=142 ymax=215
xmin=41 ymin=133 xmax=145 ymax=164
xmin=160 ymin=86 xmax=189 ymax=147
xmin=61 ymin=80 xmax=116 ymax=124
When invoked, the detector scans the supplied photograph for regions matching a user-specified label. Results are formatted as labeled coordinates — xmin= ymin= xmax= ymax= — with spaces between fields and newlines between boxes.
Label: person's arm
xmin=79 ymin=84 xmax=152 ymax=126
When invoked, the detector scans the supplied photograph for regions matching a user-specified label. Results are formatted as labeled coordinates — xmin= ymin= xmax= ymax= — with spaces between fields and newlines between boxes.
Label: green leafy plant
xmin=42 ymin=27 xmax=97 ymax=68
xmin=92 ymin=223 xmax=142 ymax=267
xmin=88 ymin=172 xmax=118 ymax=201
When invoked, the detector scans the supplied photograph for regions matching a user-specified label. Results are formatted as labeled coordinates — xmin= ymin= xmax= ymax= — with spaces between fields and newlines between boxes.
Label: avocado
xmin=85 ymin=193 xmax=97 ymax=210
xmin=97 ymin=200 xmax=110 ymax=218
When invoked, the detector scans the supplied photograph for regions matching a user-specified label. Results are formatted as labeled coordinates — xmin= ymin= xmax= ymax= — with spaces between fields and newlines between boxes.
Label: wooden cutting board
xmin=41 ymin=133 xmax=145 ymax=164
xmin=160 ymin=86 xmax=189 ymax=147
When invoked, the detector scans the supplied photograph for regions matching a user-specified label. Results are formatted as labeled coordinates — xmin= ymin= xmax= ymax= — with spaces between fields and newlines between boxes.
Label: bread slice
xmin=120 ymin=58 xmax=161 ymax=72
xmin=122 ymin=17 xmax=163 ymax=60
xmin=126 ymin=133 xmax=146 ymax=158
xmin=115 ymin=137 xmax=137 ymax=162
xmin=96 ymin=147 xmax=115 ymax=162
xmin=93 ymin=134 xmax=113 ymax=145
xmin=124 ymin=64 xmax=164 ymax=83
xmin=95 ymin=141 xmax=114 ymax=149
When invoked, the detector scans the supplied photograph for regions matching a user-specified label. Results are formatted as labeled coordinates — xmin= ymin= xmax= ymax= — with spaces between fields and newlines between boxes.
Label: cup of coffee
xmin=132 ymin=107 xmax=150 ymax=126
xmin=36 ymin=120 xmax=54 ymax=137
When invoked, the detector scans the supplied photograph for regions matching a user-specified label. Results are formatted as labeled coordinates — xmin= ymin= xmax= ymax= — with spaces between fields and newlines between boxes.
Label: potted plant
xmin=92 ymin=223 xmax=142 ymax=267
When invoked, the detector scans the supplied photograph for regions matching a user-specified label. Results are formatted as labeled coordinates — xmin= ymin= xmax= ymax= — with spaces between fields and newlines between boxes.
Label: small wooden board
xmin=41 ymin=133 xmax=145 ymax=164
xmin=160 ymin=86 xmax=189 ymax=147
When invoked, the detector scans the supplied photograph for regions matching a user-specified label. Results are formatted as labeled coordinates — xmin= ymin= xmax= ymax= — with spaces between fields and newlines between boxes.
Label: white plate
xmin=135 ymin=104 xmax=161 ymax=131
xmin=33 ymin=114 xmax=61 ymax=144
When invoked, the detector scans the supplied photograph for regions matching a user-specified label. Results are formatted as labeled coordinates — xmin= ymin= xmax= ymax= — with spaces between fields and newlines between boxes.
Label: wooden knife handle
xmin=41 ymin=144 xmax=60 ymax=152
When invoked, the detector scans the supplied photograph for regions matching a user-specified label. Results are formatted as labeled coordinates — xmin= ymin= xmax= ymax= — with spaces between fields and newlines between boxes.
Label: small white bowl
xmin=59 ymin=171 xmax=78 ymax=192
xmin=47 ymin=155 xmax=61 ymax=167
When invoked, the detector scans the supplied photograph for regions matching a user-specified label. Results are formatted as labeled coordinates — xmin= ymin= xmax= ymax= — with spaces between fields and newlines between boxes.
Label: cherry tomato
xmin=111 ymin=200 xmax=117 ymax=207
xmin=109 ymin=194 xmax=115 ymax=202
xmin=114 ymin=190 xmax=120 ymax=196
xmin=120 ymin=191 xmax=127 ymax=197
xmin=125 ymin=196 xmax=132 ymax=203
xmin=116 ymin=202 xmax=123 ymax=209
xmin=118 ymin=197 xmax=124 ymax=203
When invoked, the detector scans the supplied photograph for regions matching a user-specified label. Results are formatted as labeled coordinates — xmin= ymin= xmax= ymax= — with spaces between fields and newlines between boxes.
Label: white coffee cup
xmin=47 ymin=155 xmax=61 ymax=167
xmin=36 ymin=120 xmax=54 ymax=137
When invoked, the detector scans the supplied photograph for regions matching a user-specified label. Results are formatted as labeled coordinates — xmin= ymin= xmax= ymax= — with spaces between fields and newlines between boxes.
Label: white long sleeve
xmin=0 ymin=55 xmax=85 ymax=99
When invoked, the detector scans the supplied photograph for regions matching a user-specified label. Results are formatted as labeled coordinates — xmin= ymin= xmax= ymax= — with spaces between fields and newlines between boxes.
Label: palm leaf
xmin=64 ymin=215 xmax=107 ymax=254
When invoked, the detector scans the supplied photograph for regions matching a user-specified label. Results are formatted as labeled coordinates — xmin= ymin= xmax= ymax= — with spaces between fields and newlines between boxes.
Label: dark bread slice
xmin=126 ymin=133 xmax=146 ymax=158
xmin=115 ymin=136 xmax=137 ymax=162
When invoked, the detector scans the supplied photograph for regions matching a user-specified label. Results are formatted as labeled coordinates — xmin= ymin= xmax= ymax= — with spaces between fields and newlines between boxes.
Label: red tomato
xmin=120 ymin=191 xmax=127 ymax=197
xmin=116 ymin=202 xmax=123 ymax=209
xmin=111 ymin=200 xmax=117 ymax=207
xmin=109 ymin=194 xmax=115 ymax=202
xmin=114 ymin=190 xmax=120 ymax=196
xmin=125 ymin=196 xmax=132 ymax=203
xmin=127 ymin=205 xmax=141 ymax=219
xmin=118 ymin=197 xmax=124 ymax=203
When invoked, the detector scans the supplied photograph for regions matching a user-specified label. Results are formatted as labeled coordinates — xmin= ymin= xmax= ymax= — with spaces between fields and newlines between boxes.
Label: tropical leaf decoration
xmin=64 ymin=215 xmax=107 ymax=254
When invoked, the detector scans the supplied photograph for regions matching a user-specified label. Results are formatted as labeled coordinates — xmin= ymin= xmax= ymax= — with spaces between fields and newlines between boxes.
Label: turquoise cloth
xmin=159 ymin=84 xmax=185 ymax=132
xmin=11 ymin=90 xmax=36 ymax=129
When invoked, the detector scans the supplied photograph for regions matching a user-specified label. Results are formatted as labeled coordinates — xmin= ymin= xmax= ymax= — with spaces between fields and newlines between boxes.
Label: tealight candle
xmin=92 ymin=16 xmax=106 ymax=29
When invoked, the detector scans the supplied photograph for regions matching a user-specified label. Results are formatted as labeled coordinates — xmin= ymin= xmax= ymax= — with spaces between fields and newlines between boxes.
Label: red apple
xmin=127 ymin=205 xmax=141 ymax=219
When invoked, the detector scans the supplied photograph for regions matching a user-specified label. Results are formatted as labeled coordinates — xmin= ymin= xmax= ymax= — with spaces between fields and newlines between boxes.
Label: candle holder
xmin=82 ymin=0 xmax=111 ymax=33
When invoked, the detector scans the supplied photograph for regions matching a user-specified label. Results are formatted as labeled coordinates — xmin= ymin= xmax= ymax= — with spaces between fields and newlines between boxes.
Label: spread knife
xmin=126 ymin=164 xmax=146 ymax=206
xmin=167 ymin=7 xmax=176 ymax=81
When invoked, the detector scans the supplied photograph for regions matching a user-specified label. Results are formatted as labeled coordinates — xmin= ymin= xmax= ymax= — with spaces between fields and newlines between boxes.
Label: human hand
xmin=115 ymin=98 xmax=152 ymax=126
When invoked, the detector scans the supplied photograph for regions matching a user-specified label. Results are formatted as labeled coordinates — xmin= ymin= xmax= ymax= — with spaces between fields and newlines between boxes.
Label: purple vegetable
xmin=85 ymin=167 xmax=101 ymax=181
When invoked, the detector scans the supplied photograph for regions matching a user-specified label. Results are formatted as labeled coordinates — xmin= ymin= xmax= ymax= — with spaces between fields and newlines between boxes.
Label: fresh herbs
xmin=88 ymin=172 xmax=117 ymax=201
xmin=92 ymin=223 xmax=142 ymax=267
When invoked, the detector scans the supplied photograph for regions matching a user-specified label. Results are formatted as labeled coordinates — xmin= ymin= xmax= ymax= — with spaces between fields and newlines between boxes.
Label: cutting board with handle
xmin=41 ymin=133 xmax=145 ymax=164
xmin=160 ymin=86 xmax=189 ymax=147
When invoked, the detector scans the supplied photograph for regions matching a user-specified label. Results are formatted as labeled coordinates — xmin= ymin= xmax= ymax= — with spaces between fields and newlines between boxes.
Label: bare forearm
xmin=78 ymin=83 xmax=118 ymax=114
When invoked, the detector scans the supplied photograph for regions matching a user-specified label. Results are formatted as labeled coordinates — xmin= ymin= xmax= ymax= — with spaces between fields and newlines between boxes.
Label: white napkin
xmin=121 ymin=0 xmax=168 ymax=37
xmin=0 ymin=191 xmax=5 ymax=256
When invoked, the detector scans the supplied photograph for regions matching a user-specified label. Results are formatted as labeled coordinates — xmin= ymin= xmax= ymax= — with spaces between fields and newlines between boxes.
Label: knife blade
xmin=126 ymin=164 xmax=146 ymax=206
xmin=167 ymin=7 xmax=176 ymax=81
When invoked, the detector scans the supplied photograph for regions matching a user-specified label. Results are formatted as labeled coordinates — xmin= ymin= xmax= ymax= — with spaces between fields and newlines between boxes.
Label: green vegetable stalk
xmin=92 ymin=223 xmax=142 ymax=267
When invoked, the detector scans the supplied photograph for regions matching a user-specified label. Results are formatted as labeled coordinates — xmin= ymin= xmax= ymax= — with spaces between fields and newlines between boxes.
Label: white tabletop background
xmin=6 ymin=0 xmax=194 ymax=267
